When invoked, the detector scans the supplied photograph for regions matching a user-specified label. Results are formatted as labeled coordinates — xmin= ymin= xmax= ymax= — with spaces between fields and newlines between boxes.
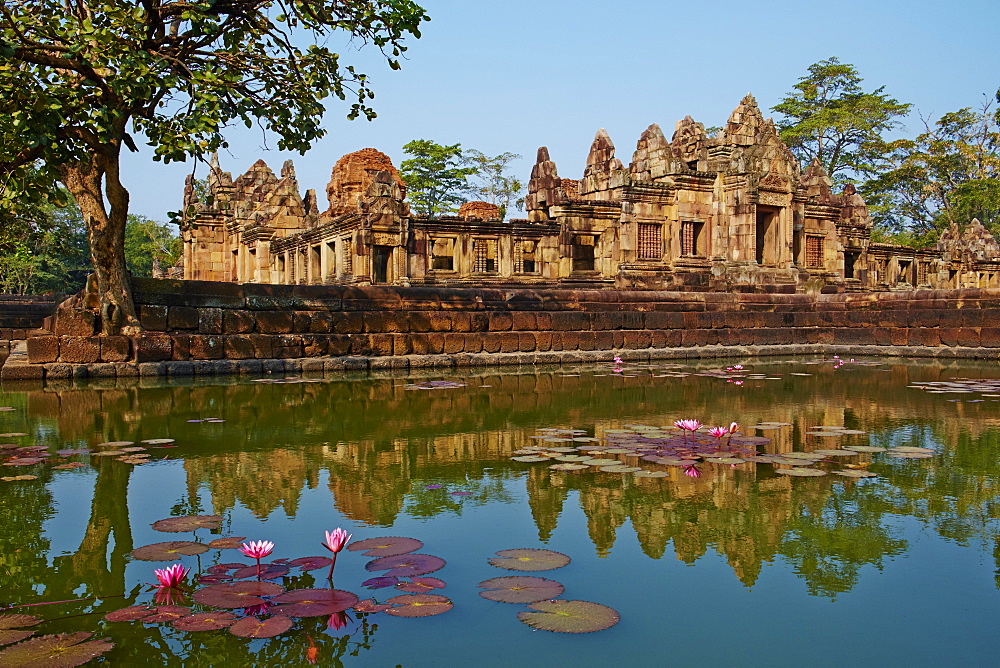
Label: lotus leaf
xmin=517 ymin=600 xmax=620 ymax=633
xmin=348 ymin=536 xmax=423 ymax=557
xmin=488 ymin=548 xmax=570 ymax=572
xmin=131 ymin=541 xmax=209 ymax=561
xmin=478 ymin=576 xmax=564 ymax=603
xmin=0 ymin=632 xmax=113 ymax=667
xmin=228 ymin=615 xmax=293 ymax=638
xmin=384 ymin=594 xmax=453 ymax=617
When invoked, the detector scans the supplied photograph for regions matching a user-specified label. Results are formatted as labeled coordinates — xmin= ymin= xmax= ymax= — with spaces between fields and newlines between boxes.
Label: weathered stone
xmin=60 ymin=336 xmax=100 ymax=363
xmin=27 ymin=336 xmax=59 ymax=364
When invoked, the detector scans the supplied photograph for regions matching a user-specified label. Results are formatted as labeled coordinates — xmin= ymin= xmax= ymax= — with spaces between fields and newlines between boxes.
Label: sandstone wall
xmin=17 ymin=279 xmax=1000 ymax=379
xmin=0 ymin=295 xmax=62 ymax=339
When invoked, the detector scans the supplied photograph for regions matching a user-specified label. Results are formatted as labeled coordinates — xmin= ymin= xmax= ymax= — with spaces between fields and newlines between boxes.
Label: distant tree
xmin=124 ymin=215 xmax=182 ymax=277
xmin=400 ymin=140 xmax=475 ymax=216
xmin=463 ymin=149 xmax=525 ymax=220
xmin=772 ymin=58 xmax=910 ymax=182
xmin=0 ymin=0 xmax=429 ymax=333
xmin=862 ymin=94 xmax=1000 ymax=243
xmin=0 ymin=198 xmax=89 ymax=294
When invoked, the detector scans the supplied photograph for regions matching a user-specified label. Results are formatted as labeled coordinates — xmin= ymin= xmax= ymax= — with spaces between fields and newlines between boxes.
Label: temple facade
xmin=180 ymin=95 xmax=1000 ymax=292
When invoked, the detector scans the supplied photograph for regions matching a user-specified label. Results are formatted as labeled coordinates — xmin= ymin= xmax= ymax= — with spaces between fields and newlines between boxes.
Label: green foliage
xmin=772 ymin=58 xmax=910 ymax=182
xmin=463 ymin=149 xmax=525 ymax=220
xmin=124 ymin=215 xmax=181 ymax=277
xmin=0 ymin=198 xmax=89 ymax=294
xmin=862 ymin=95 xmax=1000 ymax=242
xmin=400 ymin=140 xmax=475 ymax=216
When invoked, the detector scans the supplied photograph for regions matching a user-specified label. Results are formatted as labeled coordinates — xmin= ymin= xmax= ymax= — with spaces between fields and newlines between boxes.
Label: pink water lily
xmin=708 ymin=426 xmax=729 ymax=439
xmin=674 ymin=419 xmax=701 ymax=432
xmin=153 ymin=563 xmax=189 ymax=589
xmin=323 ymin=528 xmax=353 ymax=580
xmin=239 ymin=540 xmax=274 ymax=560
xmin=683 ymin=464 xmax=701 ymax=478
xmin=729 ymin=421 xmax=739 ymax=434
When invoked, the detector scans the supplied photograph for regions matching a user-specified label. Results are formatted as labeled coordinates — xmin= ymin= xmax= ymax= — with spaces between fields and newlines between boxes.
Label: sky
xmin=120 ymin=0 xmax=1000 ymax=221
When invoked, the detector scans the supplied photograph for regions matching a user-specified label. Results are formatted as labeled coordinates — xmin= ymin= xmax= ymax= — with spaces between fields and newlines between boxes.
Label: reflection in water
xmin=4 ymin=357 xmax=1000 ymax=662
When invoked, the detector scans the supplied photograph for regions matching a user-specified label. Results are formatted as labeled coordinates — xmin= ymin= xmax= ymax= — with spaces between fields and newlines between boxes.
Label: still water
xmin=2 ymin=356 xmax=1000 ymax=666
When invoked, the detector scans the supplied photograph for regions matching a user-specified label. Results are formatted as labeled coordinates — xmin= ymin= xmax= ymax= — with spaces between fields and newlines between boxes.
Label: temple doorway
xmin=373 ymin=245 xmax=392 ymax=284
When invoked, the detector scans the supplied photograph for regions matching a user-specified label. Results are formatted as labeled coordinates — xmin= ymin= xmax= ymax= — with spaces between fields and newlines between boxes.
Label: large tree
xmin=0 ymin=0 xmax=428 ymax=333
xmin=772 ymin=58 xmax=910 ymax=183
xmin=463 ymin=149 xmax=524 ymax=220
xmin=862 ymin=94 xmax=1000 ymax=243
xmin=400 ymin=139 xmax=475 ymax=216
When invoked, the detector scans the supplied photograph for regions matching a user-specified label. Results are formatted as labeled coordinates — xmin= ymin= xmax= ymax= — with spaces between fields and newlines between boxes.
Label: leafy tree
xmin=0 ymin=0 xmax=429 ymax=333
xmin=463 ymin=149 xmax=525 ymax=220
xmin=0 ymin=198 xmax=89 ymax=294
xmin=400 ymin=140 xmax=475 ymax=216
xmin=862 ymin=95 xmax=1000 ymax=243
xmin=124 ymin=215 xmax=182 ymax=277
xmin=772 ymin=58 xmax=910 ymax=182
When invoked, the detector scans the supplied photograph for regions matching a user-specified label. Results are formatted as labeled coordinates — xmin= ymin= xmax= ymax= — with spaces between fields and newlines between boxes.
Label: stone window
xmin=897 ymin=260 xmax=912 ymax=284
xmin=844 ymin=250 xmax=858 ymax=279
xmin=680 ymin=221 xmax=704 ymax=257
xmin=473 ymin=238 xmax=498 ymax=273
xmin=515 ymin=239 xmax=538 ymax=274
xmin=805 ymin=236 xmax=823 ymax=268
xmin=431 ymin=237 xmax=455 ymax=271
xmin=342 ymin=238 xmax=353 ymax=277
xmin=277 ymin=253 xmax=287 ymax=283
xmin=572 ymin=235 xmax=596 ymax=272
xmin=310 ymin=245 xmax=321 ymax=282
xmin=638 ymin=223 xmax=662 ymax=260
xmin=917 ymin=261 xmax=928 ymax=285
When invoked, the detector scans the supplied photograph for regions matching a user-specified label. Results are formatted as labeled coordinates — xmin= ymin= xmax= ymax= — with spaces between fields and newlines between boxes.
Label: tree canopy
xmin=772 ymin=57 xmax=910 ymax=183
xmin=400 ymin=139 xmax=475 ymax=216
xmin=1 ymin=0 xmax=428 ymax=331
xmin=463 ymin=149 xmax=524 ymax=220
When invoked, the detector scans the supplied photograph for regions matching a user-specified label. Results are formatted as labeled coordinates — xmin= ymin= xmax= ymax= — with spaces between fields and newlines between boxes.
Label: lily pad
xmin=151 ymin=515 xmax=223 ymax=533
xmin=478 ymin=576 xmax=564 ymax=603
xmin=395 ymin=577 xmax=446 ymax=593
xmin=192 ymin=581 xmax=284 ymax=608
xmin=95 ymin=441 xmax=134 ymax=448
xmin=0 ymin=615 xmax=42 ymax=630
xmin=365 ymin=554 xmax=445 ymax=577
xmin=384 ymin=594 xmax=453 ymax=618
xmin=890 ymin=446 xmax=936 ymax=454
xmin=844 ymin=445 xmax=887 ymax=453
xmin=270 ymin=589 xmax=358 ymax=617
xmin=207 ymin=536 xmax=246 ymax=549
xmin=0 ymin=632 xmax=113 ymax=667
xmin=517 ymin=600 xmax=620 ymax=633
xmin=511 ymin=456 xmax=551 ymax=463
xmin=228 ymin=615 xmax=293 ymax=638
xmin=488 ymin=548 xmax=570 ymax=572
xmin=774 ymin=468 xmax=828 ymax=476
xmin=833 ymin=470 xmax=879 ymax=478
xmin=348 ymin=536 xmax=423 ymax=558
xmin=143 ymin=606 xmax=191 ymax=623
xmin=131 ymin=541 xmax=209 ymax=561
xmin=141 ymin=439 xmax=175 ymax=445
xmin=231 ymin=564 xmax=290 ymax=580
xmin=103 ymin=605 xmax=155 ymax=622
xmin=172 ymin=611 xmax=237 ymax=631
xmin=0 ymin=630 xmax=33 ymax=647
xmin=353 ymin=599 xmax=393 ymax=613
xmin=362 ymin=576 xmax=399 ymax=589
xmin=549 ymin=463 xmax=589 ymax=471
xmin=633 ymin=470 xmax=670 ymax=478
xmin=288 ymin=556 xmax=332 ymax=571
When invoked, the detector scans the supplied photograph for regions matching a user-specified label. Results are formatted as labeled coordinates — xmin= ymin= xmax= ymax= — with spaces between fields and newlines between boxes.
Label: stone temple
xmin=179 ymin=95 xmax=1000 ymax=292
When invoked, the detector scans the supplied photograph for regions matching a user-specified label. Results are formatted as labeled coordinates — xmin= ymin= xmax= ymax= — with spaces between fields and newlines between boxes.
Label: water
xmin=2 ymin=356 xmax=1000 ymax=666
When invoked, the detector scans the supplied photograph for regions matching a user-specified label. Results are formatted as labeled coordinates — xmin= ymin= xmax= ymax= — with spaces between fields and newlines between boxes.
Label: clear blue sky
xmin=122 ymin=0 xmax=1000 ymax=221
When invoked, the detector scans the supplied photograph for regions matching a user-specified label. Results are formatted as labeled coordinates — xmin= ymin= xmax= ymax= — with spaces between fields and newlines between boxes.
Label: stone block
xmin=54 ymin=309 xmax=96 ymax=336
xmin=168 ymin=306 xmax=200 ymax=330
xmin=470 ymin=312 xmax=490 ymax=333
xmin=293 ymin=311 xmax=312 ymax=333
xmin=407 ymin=311 xmax=430 ymax=332
xmin=392 ymin=334 xmax=412 ymax=356
xmin=489 ymin=312 xmax=514 ymax=331
xmin=114 ymin=363 xmax=139 ymax=377
xmin=364 ymin=311 xmax=407 ymax=333
xmin=622 ymin=330 xmax=652 ymax=349
xmin=908 ymin=328 xmax=940 ymax=347
xmin=87 ymin=362 xmax=117 ymax=378
xmin=274 ymin=334 xmax=304 ymax=359
xmin=331 ymin=312 xmax=364 ymax=334
xmin=889 ymin=328 xmax=909 ymax=346
xmin=535 ymin=331 xmax=552 ymax=351
xmin=164 ymin=361 xmax=194 ymax=376
xmin=511 ymin=312 xmax=537 ymax=331
xmin=224 ymin=335 xmax=255 ymax=359
xmin=223 ymin=310 xmax=256 ymax=334
xmin=257 ymin=311 xmax=293 ymax=334
xmin=100 ymin=336 xmax=131 ymax=362
xmin=60 ymin=336 xmax=100 ymax=363
xmin=499 ymin=332 xmax=520 ymax=353
xmin=261 ymin=359 xmax=285 ymax=374
xmin=519 ymin=332 xmax=538 ymax=352
xmin=198 ymin=308 xmax=224 ymax=334
xmin=449 ymin=312 xmax=471 ymax=332
xmin=190 ymin=335 xmax=224 ymax=360
xmin=303 ymin=335 xmax=328 ymax=357
xmin=428 ymin=312 xmax=452 ymax=332
xmin=235 ymin=359 xmax=263 ymax=374
xmin=139 ymin=305 xmax=168 ymax=331
xmin=482 ymin=333 xmax=502 ymax=353
xmin=979 ymin=327 xmax=1000 ymax=347
xmin=308 ymin=312 xmax=334 ymax=333
xmin=248 ymin=334 xmax=274 ymax=359
xmin=550 ymin=312 xmax=590 ymax=331
xmin=27 ymin=336 xmax=58 ymax=364
xmin=576 ymin=332 xmax=597 ymax=351
xmin=681 ymin=329 xmax=713 ymax=347
xmin=937 ymin=327 xmax=960 ymax=347
xmin=366 ymin=334 xmax=394 ymax=356
xmin=957 ymin=327 xmax=980 ymax=347
xmin=327 ymin=335 xmax=351 ymax=356
xmin=644 ymin=312 xmax=684 ymax=329
xmin=171 ymin=334 xmax=191 ymax=360
xmin=134 ymin=335 xmax=173 ymax=362
xmin=137 ymin=362 xmax=167 ymax=376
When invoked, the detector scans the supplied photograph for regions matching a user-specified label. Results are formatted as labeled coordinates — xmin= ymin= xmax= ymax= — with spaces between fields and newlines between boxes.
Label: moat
xmin=2 ymin=356 xmax=1000 ymax=666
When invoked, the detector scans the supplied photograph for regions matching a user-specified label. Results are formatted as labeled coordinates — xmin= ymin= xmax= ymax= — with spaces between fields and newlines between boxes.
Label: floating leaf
xmin=833 ymin=470 xmax=879 ymax=478
xmin=95 ymin=441 xmax=134 ymax=448
xmin=52 ymin=463 xmax=86 ymax=470
xmin=891 ymin=446 xmax=936 ymax=454
xmin=365 ymin=554 xmax=445 ymax=577
xmin=633 ymin=470 xmax=670 ymax=478
xmin=424 ymin=484 xmax=443 ymax=489
xmin=395 ymin=577 xmax=446 ymax=593
xmin=478 ymin=576 xmax=564 ymax=603
xmin=231 ymin=564 xmax=289 ymax=580
xmin=0 ymin=630 xmax=33 ymax=647
xmin=131 ymin=541 xmax=209 ymax=561
xmin=228 ymin=615 xmax=292 ymax=638
xmin=207 ymin=537 xmax=246 ymax=549
xmin=384 ymin=594 xmax=453 ymax=617
xmin=844 ymin=445 xmax=887 ymax=453
xmin=511 ymin=455 xmax=551 ymax=462
xmin=141 ymin=439 xmax=175 ymax=445
xmin=774 ymin=468 xmax=828 ymax=476
xmin=172 ymin=611 xmax=237 ymax=631
xmin=362 ymin=576 xmax=399 ymax=589
xmin=517 ymin=600 xmax=620 ymax=633
xmin=288 ymin=556 xmax=332 ymax=571
xmin=0 ymin=632 xmax=113 ymax=667
xmin=103 ymin=606 xmax=156 ymax=622
xmin=270 ymin=589 xmax=358 ymax=617
xmin=353 ymin=599 xmax=393 ymax=613
xmin=143 ymin=606 xmax=191 ymax=623
xmin=488 ymin=548 xmax=570 ymax=572
xmin=0 ymin=615 xmax=42 ymax=630
xmin=193 ymin=581 xmax=284 ymax=608
xmin=151 ymin=515 xmax=223 ymax=533
xmin=348 ymin=536 xmax=423 ymax=557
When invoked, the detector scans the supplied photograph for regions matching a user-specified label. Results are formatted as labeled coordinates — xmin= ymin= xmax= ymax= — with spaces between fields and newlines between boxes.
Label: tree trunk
xmin=59 ymin=149 xmax=141 ymax=335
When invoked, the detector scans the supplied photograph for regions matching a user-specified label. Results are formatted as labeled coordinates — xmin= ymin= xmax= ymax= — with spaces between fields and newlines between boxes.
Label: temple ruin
xmin=179 ymin=95 xmax=1000 ymax=292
